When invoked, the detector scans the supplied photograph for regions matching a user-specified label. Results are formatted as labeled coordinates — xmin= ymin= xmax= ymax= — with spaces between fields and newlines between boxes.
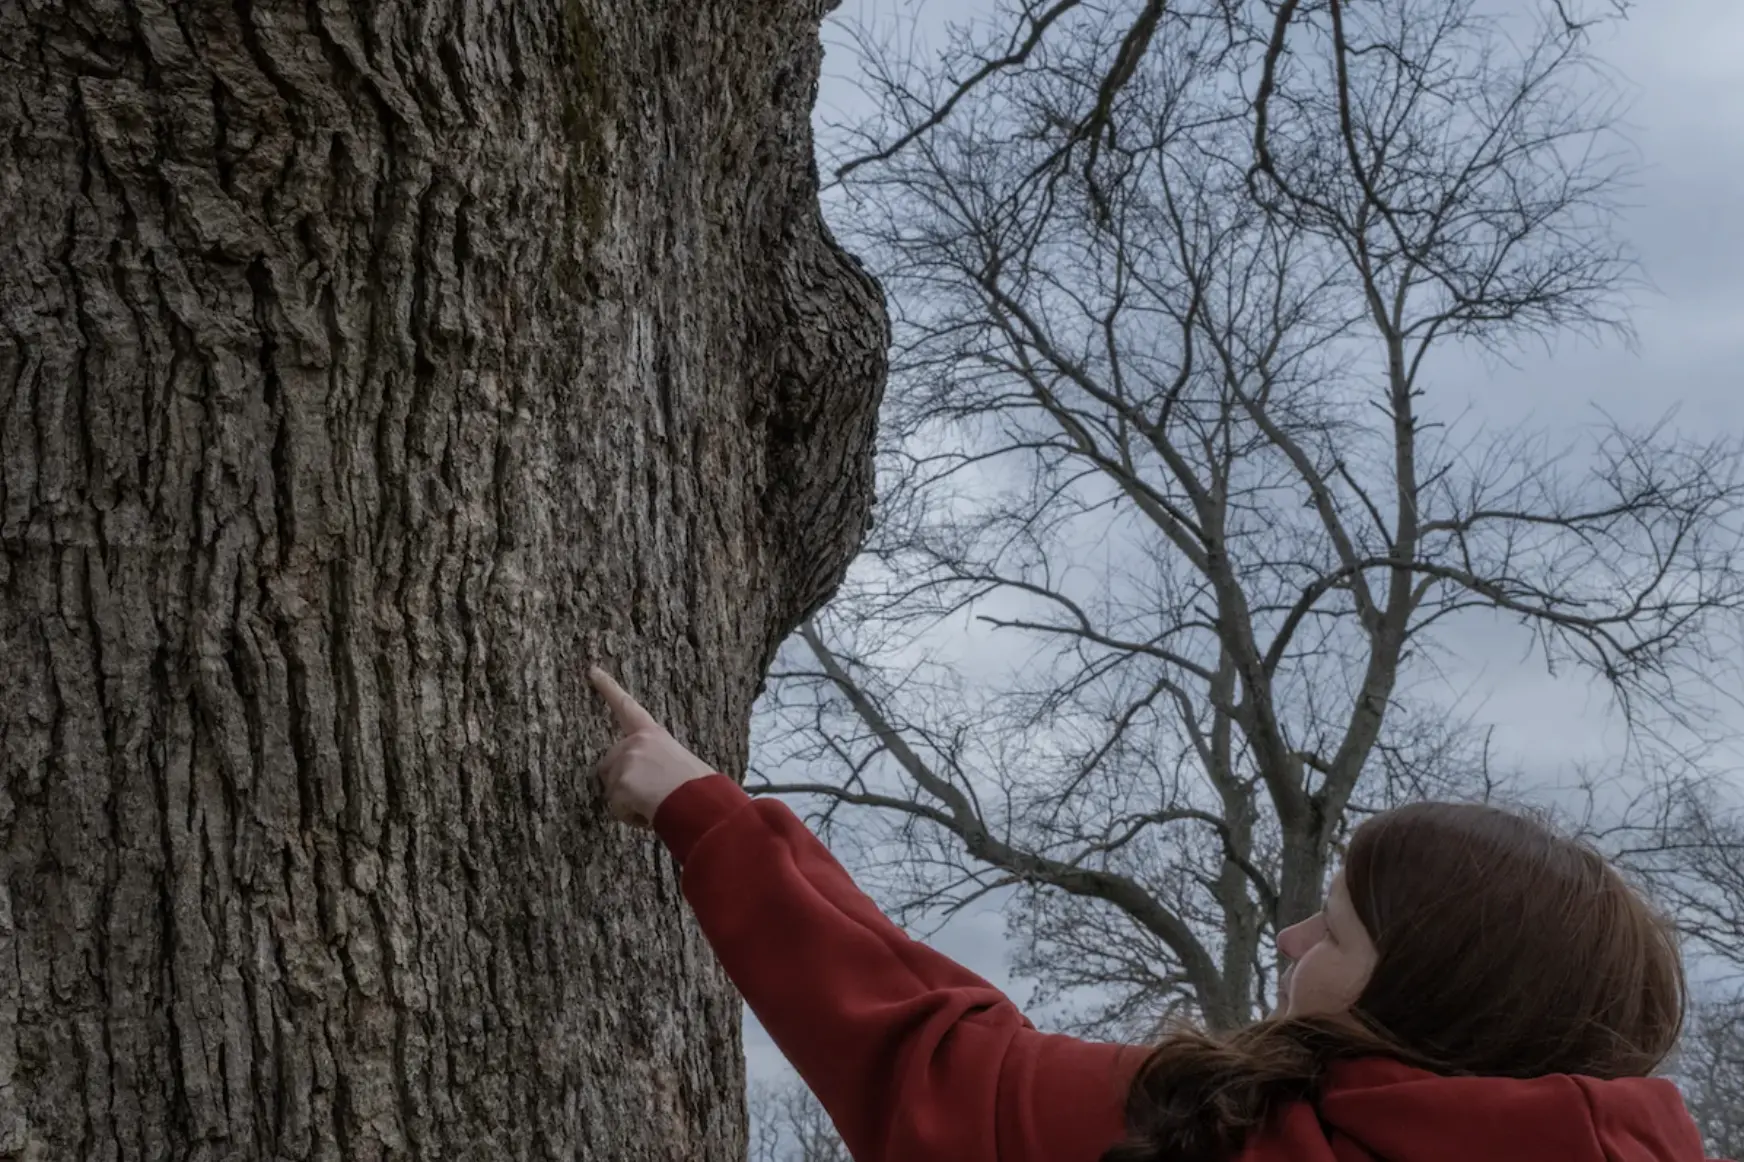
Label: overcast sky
xmin=743 ymin=0 xmax=1744 ymax=1097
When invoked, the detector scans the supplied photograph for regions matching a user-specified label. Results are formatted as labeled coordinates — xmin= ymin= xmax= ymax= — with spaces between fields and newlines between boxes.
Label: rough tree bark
xmin=0 ymin=1 xmax=886 ymax=1158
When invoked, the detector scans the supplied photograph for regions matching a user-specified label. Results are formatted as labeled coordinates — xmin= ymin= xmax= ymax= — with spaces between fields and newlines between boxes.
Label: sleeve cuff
xmin=652 ymin=773 xmax=755 ymax=863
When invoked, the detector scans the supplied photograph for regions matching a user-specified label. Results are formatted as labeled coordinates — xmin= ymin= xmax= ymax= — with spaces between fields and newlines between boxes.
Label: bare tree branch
xmin=760 ymin=0 xmax=1741 ymax=1038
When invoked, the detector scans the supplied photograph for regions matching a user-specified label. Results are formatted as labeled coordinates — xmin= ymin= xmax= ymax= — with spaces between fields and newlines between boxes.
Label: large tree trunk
xmin=0 ymin=0 xmax=886 ymax=1157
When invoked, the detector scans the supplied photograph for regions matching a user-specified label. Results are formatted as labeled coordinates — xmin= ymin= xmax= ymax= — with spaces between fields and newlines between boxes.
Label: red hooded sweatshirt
xmin=653 ymin=775 xmax=1722 ymax=1162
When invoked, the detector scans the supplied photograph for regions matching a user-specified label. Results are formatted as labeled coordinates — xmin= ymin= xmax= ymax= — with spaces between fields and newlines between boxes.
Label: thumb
xmin=589 ymin=666 xmax=660 ymax=735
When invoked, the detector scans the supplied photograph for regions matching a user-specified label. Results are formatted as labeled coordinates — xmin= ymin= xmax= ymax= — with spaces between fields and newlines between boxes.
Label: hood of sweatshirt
xmin=1291 ymin=1058 xmax=1720 ymax=1162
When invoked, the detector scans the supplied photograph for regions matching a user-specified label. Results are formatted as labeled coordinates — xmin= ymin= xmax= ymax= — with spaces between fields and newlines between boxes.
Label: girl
xmin=589 ymin=669 xmax=1721 ymax=1162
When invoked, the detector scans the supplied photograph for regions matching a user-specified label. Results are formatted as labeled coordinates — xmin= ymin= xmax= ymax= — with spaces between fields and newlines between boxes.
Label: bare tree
xmin=754 ymin=0 xmax=1744 ymax=1039
xmin=1671 ymin=991 xmax=1744 ymax=1158
xmin=0 ymin=0 xmax=885 ymax=1157
xmin=749 ymin=1077 xmax=852 ymax=1162
xmin=1595 ymin=782 xmax=1744 ymax=1148
xmin=1606 ymin=781 xmax=1744 ymax=969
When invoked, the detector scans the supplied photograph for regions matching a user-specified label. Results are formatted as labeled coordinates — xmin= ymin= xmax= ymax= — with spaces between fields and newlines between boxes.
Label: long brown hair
xmin=1103 ymin=801 xmax=1688 ymax=1162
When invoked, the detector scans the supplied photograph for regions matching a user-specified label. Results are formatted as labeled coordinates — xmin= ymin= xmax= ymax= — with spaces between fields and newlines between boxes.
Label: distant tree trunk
xmin=0 ymin=0 xmax=885 ymax=1158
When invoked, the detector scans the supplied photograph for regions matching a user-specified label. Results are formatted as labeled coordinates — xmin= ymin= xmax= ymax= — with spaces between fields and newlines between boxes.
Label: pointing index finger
xmin=589 ymin=666 xmax=659 ymax=734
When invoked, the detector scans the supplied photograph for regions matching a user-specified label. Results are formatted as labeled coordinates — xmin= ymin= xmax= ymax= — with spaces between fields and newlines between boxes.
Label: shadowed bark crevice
xmin=0 ymin=1 xmax=886 ymax=1158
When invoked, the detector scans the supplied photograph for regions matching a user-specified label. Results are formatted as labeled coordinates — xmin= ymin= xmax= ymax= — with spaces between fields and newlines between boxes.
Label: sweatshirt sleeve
xmin=653 ymin=774 xmax=1144 ymax=1162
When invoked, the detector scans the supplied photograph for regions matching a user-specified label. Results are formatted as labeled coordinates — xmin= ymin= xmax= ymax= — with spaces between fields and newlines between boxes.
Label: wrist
xmin=651 ymin=774 xmax=751 ymax=862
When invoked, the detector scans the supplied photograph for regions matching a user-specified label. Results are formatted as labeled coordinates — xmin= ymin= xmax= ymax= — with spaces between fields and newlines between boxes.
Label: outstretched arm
xmin=590 ymin=669 xmax=1142 ymax=1162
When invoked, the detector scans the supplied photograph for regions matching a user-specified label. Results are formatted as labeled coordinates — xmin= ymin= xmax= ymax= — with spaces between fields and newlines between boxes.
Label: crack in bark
xmin=0 ymin=0 xmax=887 ymax=1158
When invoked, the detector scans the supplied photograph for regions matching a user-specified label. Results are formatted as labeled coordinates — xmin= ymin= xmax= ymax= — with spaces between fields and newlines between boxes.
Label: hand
xmin=589 ymin=667 xmax=717 ymax=828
